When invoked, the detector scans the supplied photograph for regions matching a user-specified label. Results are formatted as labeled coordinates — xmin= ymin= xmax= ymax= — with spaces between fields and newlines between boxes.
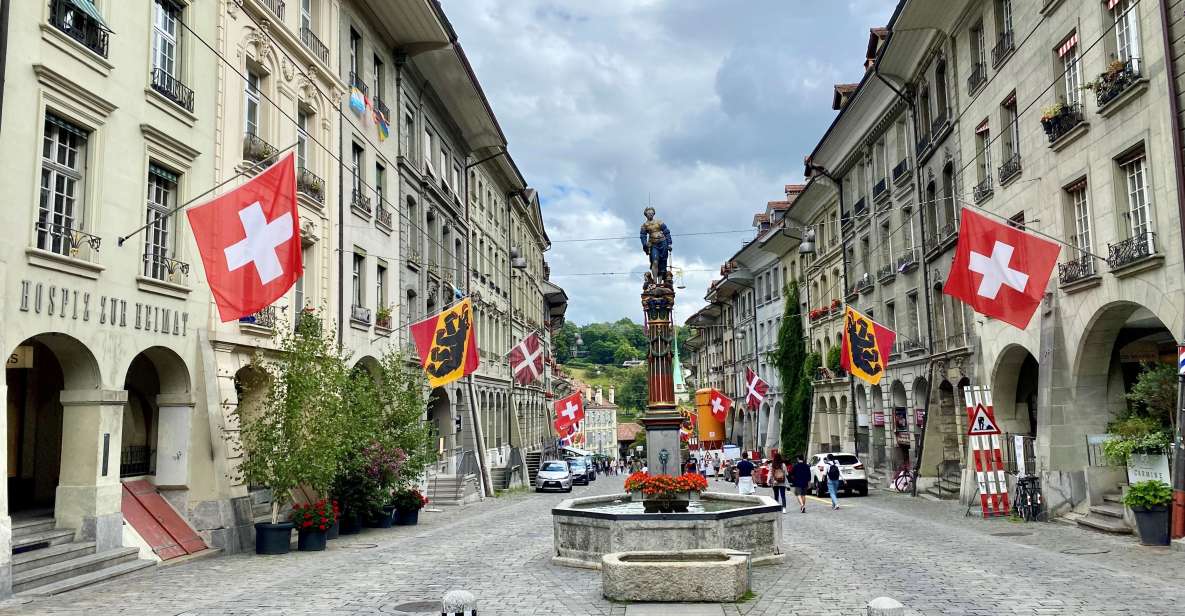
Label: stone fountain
xmin=551 ymin=208 xmax=784 ymax=578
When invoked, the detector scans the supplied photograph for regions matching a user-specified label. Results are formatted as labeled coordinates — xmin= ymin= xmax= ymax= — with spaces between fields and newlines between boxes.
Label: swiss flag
xmin=553 ymin=392 xmax=584 ymax=431
xmin=745 ymin=367 xmax=768 ymax=410
xmin=943 ymin=209 xmax=1060 ymax=330
xmin=709 ymin=389 xmax=732 ymax=422
xmin=187 ymin=154 xmax=302 ymax=322
xmin=508 ymin=333 xmax=545 ymax=385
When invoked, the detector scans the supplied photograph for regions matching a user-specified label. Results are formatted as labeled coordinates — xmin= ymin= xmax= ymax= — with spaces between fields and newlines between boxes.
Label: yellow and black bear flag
xmin=410 ymin=298 xmax=480 ymax=387
xmin=840 ymin=306 xmax=896 ymax=386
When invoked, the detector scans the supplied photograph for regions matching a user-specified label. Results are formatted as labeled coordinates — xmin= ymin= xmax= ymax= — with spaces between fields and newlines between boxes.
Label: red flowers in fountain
xmin=625 ymin=472 xmax=708 ymax=499
xmin=290 ymin=498 xmax=337 ymax=532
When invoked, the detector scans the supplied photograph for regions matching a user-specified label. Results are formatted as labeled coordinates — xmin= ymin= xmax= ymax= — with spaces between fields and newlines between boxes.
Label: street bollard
xmin=441 ymin=589 xmax=477 ymax=616
xmin=866 ymin=596 xmax=905 ymax=616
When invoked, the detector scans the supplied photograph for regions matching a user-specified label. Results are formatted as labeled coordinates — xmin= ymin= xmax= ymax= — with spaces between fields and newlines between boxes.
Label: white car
xmin=535 ymin=460 xmax=574 ymax=493
xmin=809 ymin=452 xmax=868 ymax=497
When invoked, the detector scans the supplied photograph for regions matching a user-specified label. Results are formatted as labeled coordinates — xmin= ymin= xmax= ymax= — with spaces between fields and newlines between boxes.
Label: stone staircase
xmin=1076 ymin=492 xmax=1133 ymax=535
xmin=923 ymin=461 xmax=963 ymax=500
xmin=425 ymin=473 xmax=479 ymax=506
xmin=525 ymin=451 xmax=543 ymax=487
xmin=11 ymin=514 xmax=154 ymax=596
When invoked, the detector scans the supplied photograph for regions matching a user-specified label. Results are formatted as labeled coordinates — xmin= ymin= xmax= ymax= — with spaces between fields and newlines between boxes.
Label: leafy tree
xmin=1126 ymin=362 xmax=1176 ymax=428
xmin=827 ymin=346 xmax=844 ymax=375
xmin=770 ymin=282 xmax=813 ymax=457
xmin=616 ymin=366 xmax=649 ymax=413
xmin=614 ymin=341 xmax=642 ymax=366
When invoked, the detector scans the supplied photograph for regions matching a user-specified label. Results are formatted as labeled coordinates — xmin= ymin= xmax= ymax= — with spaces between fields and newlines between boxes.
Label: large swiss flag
xmin=943 ymin=209 xmax=1060 ymax=330
xmin=187 ymin=153 xmax=302 ymax=322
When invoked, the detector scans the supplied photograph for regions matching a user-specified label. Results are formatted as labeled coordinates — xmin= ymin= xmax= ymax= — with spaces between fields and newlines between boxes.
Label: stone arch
xmin=428 ymin=387 xmax=453 ymax=470
xmin=354 ymin=355 xmax=381 ymax=380
xmin=891 ymin=380 xmax=907 ymax=408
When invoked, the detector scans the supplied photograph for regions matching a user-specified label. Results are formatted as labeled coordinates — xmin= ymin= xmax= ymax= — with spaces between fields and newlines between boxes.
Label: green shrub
xmin=827 ymin=346 xmax=843 ymax=375
xmin=1123 ymin=480 xmax=1172 ymax=509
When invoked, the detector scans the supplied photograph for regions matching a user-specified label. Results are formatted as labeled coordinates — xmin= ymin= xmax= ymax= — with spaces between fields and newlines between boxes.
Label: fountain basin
xmin=602 ymin=549 xmax=750 ymax=602
xmin=551 ymin=492 xmax=784 ymax=569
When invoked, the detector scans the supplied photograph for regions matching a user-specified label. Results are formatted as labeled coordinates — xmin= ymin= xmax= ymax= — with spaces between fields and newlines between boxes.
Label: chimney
xmin=596 ymin=386 xmax=603 ymax=405
xmin=608 ymin=386 xmax=616 ymax=405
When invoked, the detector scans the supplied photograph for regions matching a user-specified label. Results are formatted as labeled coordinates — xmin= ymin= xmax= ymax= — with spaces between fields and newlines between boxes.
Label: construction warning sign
xmin=967 ymin=403 xmax=1000 ymax=436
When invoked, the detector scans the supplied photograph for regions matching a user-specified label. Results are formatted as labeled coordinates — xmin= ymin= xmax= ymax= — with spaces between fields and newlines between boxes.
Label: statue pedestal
xmin=641 ymin=411 xmax=682 ymax=476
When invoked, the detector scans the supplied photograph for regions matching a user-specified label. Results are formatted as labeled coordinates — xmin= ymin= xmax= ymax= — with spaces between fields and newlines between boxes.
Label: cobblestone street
xmin=3 ymin=477 xmax=1183 ymax=616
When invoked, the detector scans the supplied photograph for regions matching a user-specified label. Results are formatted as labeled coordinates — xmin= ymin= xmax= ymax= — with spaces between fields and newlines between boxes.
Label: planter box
xmin=255 ymin=522 xmax=294 ymax=555
xmin=1132 ymin=505 xmax=1170 ymax=546
xmin=297 ymin=529 xmax=328 ymax=551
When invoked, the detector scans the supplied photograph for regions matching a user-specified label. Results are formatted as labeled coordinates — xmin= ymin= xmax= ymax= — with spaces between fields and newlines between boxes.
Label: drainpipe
xmin=0 ymin=0 xmax=9 ymax=135
xmin=1155 ymin=0 xmax=1185 ymax=540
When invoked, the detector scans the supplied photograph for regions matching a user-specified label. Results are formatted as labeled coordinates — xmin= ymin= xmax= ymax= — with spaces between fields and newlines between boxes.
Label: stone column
xmin=57 ymin=389 xmax=127 ymax=550
xmin=641 ymin=290 xmax=681 ymax=475
xmin=154 ymin=394 xmax=194 ymax=489
xmin=0 ymin=378 xmax=11 ymax=598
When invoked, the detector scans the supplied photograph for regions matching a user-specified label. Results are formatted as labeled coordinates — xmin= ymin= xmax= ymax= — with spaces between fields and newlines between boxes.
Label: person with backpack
xmin=824 ymin=454 xmax=842 ymax=510
xmin=768 ymin=453 xmax=788 ymax=512
xmin=790 ymin=454 xmax=812 ymax=513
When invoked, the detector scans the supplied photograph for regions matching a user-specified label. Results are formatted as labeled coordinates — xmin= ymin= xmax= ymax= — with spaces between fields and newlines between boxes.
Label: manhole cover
xmin=392 ymin=601 xmax=441 ymax=613
xmin=339 ymin=543 xmax=378 ymax=549
xmin=1061 ymin=547 xmax=1110 ymax=555
xmin=991 ymin=531 xmax=1032 ymax=537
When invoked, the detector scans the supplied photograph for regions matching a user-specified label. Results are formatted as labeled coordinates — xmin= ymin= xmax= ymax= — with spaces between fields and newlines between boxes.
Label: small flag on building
xmin=744 ymin=367 xmax=768 ymax=410
xmin=840 ymin=306 xmax=896 ymax=386
xmin=409 ymin=299 xmax=479 ymax=388
xmin=508 ymin=333 xmax=545 ymax=385
xmin=553 ymin=392 xmax=585 ymax=432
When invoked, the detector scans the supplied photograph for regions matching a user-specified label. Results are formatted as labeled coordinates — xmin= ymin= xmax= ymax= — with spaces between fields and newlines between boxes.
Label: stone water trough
xmin=551 ymin=491 xmax=784 ymax=569
xmin=602 ymin=549 xmax=750 ymax=602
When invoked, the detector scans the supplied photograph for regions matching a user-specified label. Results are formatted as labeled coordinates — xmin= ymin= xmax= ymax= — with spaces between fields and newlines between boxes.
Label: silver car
xmin=535 ymin=460 xmax=574 ymax=493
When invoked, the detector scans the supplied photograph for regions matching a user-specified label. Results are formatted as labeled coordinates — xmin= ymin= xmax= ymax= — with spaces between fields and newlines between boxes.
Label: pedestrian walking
xmin=790 ymin=454 xmax=811 ymax=513
xmin=697 ymin=455 xmax=708 ymax=478
xmin=736 ymin=452 xmax=756 ymax=495
xmin=824 ymin=454 xmax=842 ymax=510
xmin=768 ymin=453 xmax=788 ymax=512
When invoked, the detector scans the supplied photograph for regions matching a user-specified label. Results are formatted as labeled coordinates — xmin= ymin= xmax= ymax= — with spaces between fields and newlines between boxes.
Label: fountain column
xmin=641 ymin=289 xmax=681 ymax=475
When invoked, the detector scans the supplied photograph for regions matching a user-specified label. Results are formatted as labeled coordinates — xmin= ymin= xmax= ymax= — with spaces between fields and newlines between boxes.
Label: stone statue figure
xmin=640 ymin=207 xmax=672 ymax=286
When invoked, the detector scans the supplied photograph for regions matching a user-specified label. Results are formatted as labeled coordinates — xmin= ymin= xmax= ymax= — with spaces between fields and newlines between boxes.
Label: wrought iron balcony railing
xmin=34 ymin=221 xmax=101 ymax=260
xmin=239 ymin=305 xmax=276 ymax=329
xmin=150 ymin=68 xmax=194 ymax=112
xmin=1041 ymin=102 xmax=1084 ymax=144
xmin=260 ymin=0 xmax=285 ymax=20
xmin=967 ymin=62 xmax=987 ymax=94
xmin=1107 ymin=232 xmax=1156 ymax=270
xmin=930 ymin=109 xmax=950 ymax=137
xmin=1094 ymin=57 xmax=1142 ymax=108
xmin=297 ymin=166 xmax=325 ymax=203
xmin=998 ymin=152 xmax=1021 ymax=184
xmin=873 ymin=178 xmax=888 ymax=201
xmin=1058 ymin=254 xmax=1096 ymax=285
xmin=143 ymin=252 xmax=190 ymax=285
xmin=915 ymin=131 xmax=932 ymax=158
xmin=301 ymin=26 xmax=330 ymax=66
xmin=376 ymin=204 xmax=393 ymax=229
xmin=972 ymin=176 xmax=993 ymax=203
xmin=853 ymin=197 xmax=868 ymax=217
xmin=992 ymin=30 xmax=1014 ymax=67
xmin=243 ymin=132 xmax=279 ymax=164
xmin=892 ymin=158 xmax=910 ymax=182
xmin=50 ymin=0 xmax=110 ymax=58
xmin=855 ymin=274 xmax=874 ymax=295
xmin=896 ymin=249 xmax=919 ymax=273
xmin=351 ymin=188 xmax=372 ymax=214
xmin=876 ymin=262 xmax=896 ymax=283
xmin=349 ymin=72 xmax=368 ymax=97
xmin=374 ymin=96 xmax=390 ymax=122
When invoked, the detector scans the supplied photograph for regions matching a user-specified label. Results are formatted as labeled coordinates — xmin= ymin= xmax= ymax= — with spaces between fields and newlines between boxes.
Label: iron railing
xmin=375 ymin=204 xmax=393 ymax=229
xmin=260 ymin=0 xmax=285 ymax=20
xmin=1094 ymin=57 xmax=1142 ymax=108
xmin=930 ymin=109 xmax=950 ymax=137
xmin=853 ymin=197 xmax=868 ymax=217
xmin=915 ymin=131 xmax=932 ymax=158
xmin=876 ymin=262 xmax=896 ymax=283
xmin=151 ymin=68 xmax=194 ymax=112
xmin=1041 ymin=102 xmax=1084 ymax=144
xmin=873 ymin=178 xmax=888 ymax=201
xmin=50 ymin=0 xmax=109 ymax=58
xmin=1003 ymin=433 xmax=1037 ymax=475
xmin=856 ymin=275 xmax=874 ymax=295
xmin=243 ymin=132 xmax=279 ymax=164
xmin=972 ymin=176 xmax=993 ymax=203
xmin=992 ymin=30 xmax=1014 ymax=67
xmin=351 ymin=188 xmax=373 ymax=214
xmin=1058 ymin=254 xmax=1096 ymax=285
xmin=967 ymin=62 xmax=987 ymax=93
xmin=143 ymin=252 xmax=190 ymax=284
xmin=1086 ymin=434 xmax=1117 ymax=467
xmin=350 ymin=304 xmax=372 ymax=325
xmin=998 ymin=152 xmax=1021 ymax=184
xmin=1107 ymin=231 xmax=1156 ymax=269
xmin=239 ymin=305 xmax=277 ymax=328
xmin=896 ymin=249 xmax=919 ymax=273
xmin=301 ymin=26 xmax=330 ymax=66
xmin=120 ymin=446 xmax=152 ymax=478
xmin=35 ymin=221 xmax=102 ymax=259
xmin=892 ymin=158 xmax=910 ymax=182
xmin=297 ymin=166 xmax=325 ymax=203
xmin=349 ymin=72 xmax=368 ymax=97
xmin=373 ymin=96 xmax=391 ymax=122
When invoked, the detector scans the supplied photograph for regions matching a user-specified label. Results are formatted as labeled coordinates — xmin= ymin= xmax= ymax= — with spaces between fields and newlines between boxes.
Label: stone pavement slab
xmin=626 ymin=604 xmax=726 ymax=616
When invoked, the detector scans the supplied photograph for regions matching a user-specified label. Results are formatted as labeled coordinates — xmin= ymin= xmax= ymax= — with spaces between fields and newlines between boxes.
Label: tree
xmin=770 ymin=282 xmax=812 ymax=457
xmin=614 ymin=341 xmax=642 ymax=366
xmin=617 ymin=366 xmax=649 ymax=412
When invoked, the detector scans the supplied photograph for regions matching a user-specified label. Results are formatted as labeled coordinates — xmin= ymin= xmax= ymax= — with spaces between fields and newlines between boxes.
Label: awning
xmin=561 ymin=446 xmax=593 ymax=457
xmin=69 ymin=0 xmax=114 ymax=32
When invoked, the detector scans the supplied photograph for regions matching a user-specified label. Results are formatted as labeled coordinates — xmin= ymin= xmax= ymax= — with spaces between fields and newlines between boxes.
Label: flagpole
xmin=466 ymin=374 xmax=494 ymax=498
xmin=116 ymin=142 xmax=300 ymax=247
xmin=954 ymin=200 xmax=1107 ymax=262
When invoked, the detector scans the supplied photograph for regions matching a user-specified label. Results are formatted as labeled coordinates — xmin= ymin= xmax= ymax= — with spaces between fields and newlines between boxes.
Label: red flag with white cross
xmin=508 ymin=332 xmax=545 ymax=385
xmin=709 ymin=389 xmax=732 ymax=422
xmin=943 ymin=209 xmax=1060 ymax=330
xmin=553 ymin=392 xmax=585 ymax=432
xmin=187 ymin=153 xmax=302 ymax=322
xmin=744 ymin=367 xmax=768 ymax=410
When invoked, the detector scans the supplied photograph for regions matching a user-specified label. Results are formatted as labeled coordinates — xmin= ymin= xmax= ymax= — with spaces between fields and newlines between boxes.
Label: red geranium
xmin=625 ymin=472 xmax=708 ymax=500
xmin=290 ymin=498 xmax=337 ymax=532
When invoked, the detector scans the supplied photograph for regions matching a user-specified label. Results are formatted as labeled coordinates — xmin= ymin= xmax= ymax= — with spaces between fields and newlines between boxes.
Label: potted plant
xmin=325 ymin=500 xmax=341 ymax=540
xmin=376 ymin=305 xmax=393 ymax=329
xmin=290 ymin=499 xmax=336 ymax=551
xmin=363 ymin=441 xmax=407 ymax=528
xmin=625 ymin=472 xmax=708 ymax=513
xmin=392 ymin=488 xmax=429 ymax=525
xmin=1123 ymin=480 xmax=1172 ymax=546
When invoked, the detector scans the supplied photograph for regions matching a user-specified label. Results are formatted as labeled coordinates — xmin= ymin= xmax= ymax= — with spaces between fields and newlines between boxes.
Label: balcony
xmin=260 ymin=0 xmax=285 ymax=20
xmin=967 ymin=62 xmax=987 ymax=94
xmin=972 ymin=176 xmax=993 ymax=204
xmin=373 ymin=96 xmax=391 ymax=122
xmin=930 ymin=109 xmax=950 ymax=138
xmin=896 ymin=249 xmax=919 ymax=273
xmin=150 ymin=68 xmax=194 ymax=112
xmin=1091 ymin=58 xmax=1142 ymax=109
xmin=855 ymin=274 xmax=874 ymax=295
xmin=375 ymin=203 xmax=393 ymax=231
xmin=1041 ymin=102 xmax=1084 ymax=145
xmin=894 ymin=338 xmax=924 ymax=355
xmin=992 ymin=30 xmax=1014 ymax=67
xmin=34 ymin=221 xmax=101 ymax=261
xmin=50 ymin=0 xmax=110 ymax=58
xmin=300 ymin=26 xmax=330 ymax=66
xmin=350 ymin=304 xmax=373 ymax=326
xmin=915 ymin=131 xmax=932 ymax=158
xmin=853 ymin=197 xmax=867 ymax=218
xmin=1058 ymin=254 xmax=1096 ymax=286
xmin=239 ymin=305 xmax=277 ymax=329
xmin=243 ymin=132 xmax=279 ymax=165
xmin=143 ymin=252 xmax=190 ymax=285
xmin=351 ymin=188 xmax=372 ymax=216
xmin=297 ymin=166 xmax=325 ymax=203
xmin=892 ymin=158 xmax=910 ymax=183
xmin=349 ymin=72 xmax=368 ymax=97
xmin=876 ymin=262 xmax=896 ymax=284
xmin=998 ymin=152 xmax=1022 ymax=185
xmin=1107 ymin=232 xmax=1156 ymax=270
xmin=872 ymin=178 xmax=888 ymax=202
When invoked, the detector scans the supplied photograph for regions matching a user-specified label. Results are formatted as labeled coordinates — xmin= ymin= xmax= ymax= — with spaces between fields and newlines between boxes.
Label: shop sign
xmin=18 ymin=278 xmax=190 ymax=337
xmin=1127 ymin=454 xmax=1170 ymax=485
xmin=893 ymin=407 xmax=908 ymax=431
xmin=894 ymin=431 xmax=912 ymax=446
xmin=915 ymin=409 xmax=926 ymax=426
xmin=872 ymin=411 xmax=885 ymax=427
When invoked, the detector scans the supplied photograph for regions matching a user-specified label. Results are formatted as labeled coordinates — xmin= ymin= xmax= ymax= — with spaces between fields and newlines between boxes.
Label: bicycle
xmin=892 ymin=464 xmax=915 ymax=493
xmin=1012 ymin=474 xmax=1044 ymax=522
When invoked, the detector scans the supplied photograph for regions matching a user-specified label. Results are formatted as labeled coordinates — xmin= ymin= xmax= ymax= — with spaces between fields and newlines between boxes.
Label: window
xmin=152 ymin=1 xmax=180 ymax=80
xmin=373 ymin=55 xmax=384 ymax=102
xmin=970 ymin=23 xmax=986 ymax=68
xmin=442 ymin=148 xmax=452 ymax=187
xmin=907 ymin=291 xmax=920 ymax=341
xmin=301 ymin=0 xmax=313 ymax=31
xmin=349 ymin=29 xmax=361 ymax=83
xmin=144 ymin=164 xmax=178 ymax=280
xmin=38 ymin=114 xmax=88 ymax=255
xmin=941 ymin=165 xmax=956 ymax=227
xmin=401 ymin=110 xmax=414 ymax=159
xmin=894 ymin=120 xmax=907 ymax=163
xmin=1067 ymin=179 xmax=1093 ymax=272
xmin=352 ymin=252 xmax=364 ymax=306
xmin=297 ymin=110 xmax=310 ymax=169
xmin=1121 ymin=152 xmax=1152 ymax=248
xmin=423 ymin=127 xmax=435 ymax=173
xmin=880 ymin=220 xmax=892 ymax=267
xmin=245 ymin=71 xmax=261 ymax=135
xmin=975 ymin=121 xmax=992 ymax=184
xmin=884 ymin=301 xmax=896 ymax=332
xmin=1001 ymin=93 xmax=1019 ymax=160
xmin=294 ymin=244 xmax=310 ymax=315
xmin=1059 ymin=32 xmax=1082 ymax=106
xmin=375 ymin=162 xmax=386 ymax=206
xmin=376 ymin=262 xmax=388 ymax=310
xmin=1111 ymin=0 xmax=1141 ymax=70
xmin=934 ymin=62 xmax=948 ymax=118
xmin=351 ymin=144 xmax=363 ymax=197
xmin=452 ymin=162 xmax=462 ymax=194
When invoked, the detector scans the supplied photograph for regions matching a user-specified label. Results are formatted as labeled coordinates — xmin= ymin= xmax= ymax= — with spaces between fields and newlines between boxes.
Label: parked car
xmin=535 ymin=460 xmax=574 ymax=493
xmin=808 ymin=452 xmax=868 ymax=497
xmin=568 ymin=459 xmax=591 ymax=485
xmin=568 ymin=455 xmax=597 ymax=481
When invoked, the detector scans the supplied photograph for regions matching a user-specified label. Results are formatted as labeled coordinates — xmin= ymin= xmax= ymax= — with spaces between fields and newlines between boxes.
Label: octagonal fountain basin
xmin=551 ymin=492 xmax=784 ymax=569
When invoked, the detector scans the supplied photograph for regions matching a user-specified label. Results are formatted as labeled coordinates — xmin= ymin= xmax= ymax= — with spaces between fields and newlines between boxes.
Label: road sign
xmin=967 ymin=403 xmax=1000 ymax=436
xmin=1178 ymin=345 xmax=1185 ymax=375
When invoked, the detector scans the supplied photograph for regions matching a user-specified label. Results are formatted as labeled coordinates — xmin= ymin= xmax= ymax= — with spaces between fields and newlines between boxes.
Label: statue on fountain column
xmin=640 ymin=207 xmax=673 ymax=293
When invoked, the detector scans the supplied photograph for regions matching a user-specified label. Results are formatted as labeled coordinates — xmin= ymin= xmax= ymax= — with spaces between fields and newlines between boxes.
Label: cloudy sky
xmin=447 ymin=1 xmax=896 ymax=325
